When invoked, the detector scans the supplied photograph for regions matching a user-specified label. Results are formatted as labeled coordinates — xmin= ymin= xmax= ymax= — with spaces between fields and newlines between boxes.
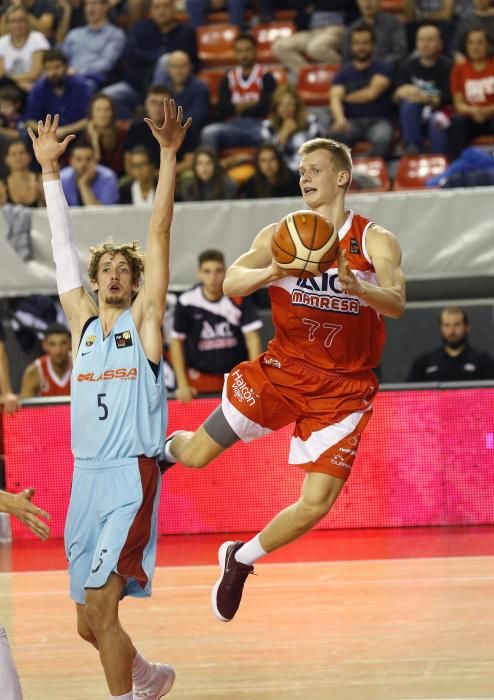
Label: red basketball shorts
xmin=221 ymin=352 xmax=378 ymax=481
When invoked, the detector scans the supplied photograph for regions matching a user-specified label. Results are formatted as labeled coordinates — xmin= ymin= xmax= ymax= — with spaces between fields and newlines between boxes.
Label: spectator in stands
xmin=186 ymin=0 xmax=246 ymax=28
xmin=0 ymin=0 xmax=60 ymax=41
xmin=452 ymin=0 xmax=494 ymax=61
xmin=61 ymin=0 xmax=126 ymax=88
xmin=25 ymin=49 xmax=93 ymax=140
xmin=60 ymin=140 xmax=119 ymax=206
xmin=272 ymin=1 xmax=358 ymax=77
xmin=0 ymin=317 xmax=19 ymax=414
xmin=404 ymin=0 xmax=455 ymax=53
xmin=4 ymin=139 xmax=41 ymax=207
xmin=200 ymin=34 xmax=277 ymax=152
xmin=119 ymin=146 xmax=157 ymax=205
xmin=180 ymin=146 xmax=237 ymax=201
xmin=407 ymin=306 xmax=494 ymax=381
xmin=394 ymin=24 xmax=452 ymax=154
xmin=111 ymin=0 xmax=197 ymax=111
xmin=449 ymin=28 xmax=494 ymax=158
xmin=260 ymin=84 xmax=322 ymax=172
xmin=20 ymin=324 xmax=72 ymax=398
xmin=343 ymin=0 xmax=407 ymax=68
xmin=85 ymin=93 xmax=127 ymax=176
xmin=154 ymin=50 xmax=210 ymax=154
xmin=124 ymin=85 xmax=188 ymax=175
xmin=0 ymin=86 xmax=24 ymax=140
xmin=329 ymin=24 xmax=393 ymax=157
xmin=170 ymin=248 xmax=262 ymax=402
xmin=0 ymin=6 xmax=49 ymax=92
xmin=241 ymin=144 xmax=300 ymax=198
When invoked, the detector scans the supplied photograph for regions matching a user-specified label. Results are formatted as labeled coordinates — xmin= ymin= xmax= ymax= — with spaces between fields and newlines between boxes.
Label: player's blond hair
xmin=88 ymin=239 xmax=144 ymax=286
xmin=298 ymin=138 xmax=353 ymax=187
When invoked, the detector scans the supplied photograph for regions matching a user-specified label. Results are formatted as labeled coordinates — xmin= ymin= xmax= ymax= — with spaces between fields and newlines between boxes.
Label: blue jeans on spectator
xmin=329 ymin=117 xmax=393 ymax=158
xmin=201 ymin=117 xmax=264 ymax=151
xmin=186 ymin=0 xmax=246 ymax=27
xmin=399 ymin=100 xmax=449 ymax=154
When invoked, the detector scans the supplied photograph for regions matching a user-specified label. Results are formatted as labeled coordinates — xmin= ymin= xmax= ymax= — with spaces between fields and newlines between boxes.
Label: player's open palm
xmin=10 ymin=488 xmax=51 ymax=541
xmin=145 ymin=98 xmax=192 ymax=154
xmin=27 ymin=114 xmax=76 ymax=167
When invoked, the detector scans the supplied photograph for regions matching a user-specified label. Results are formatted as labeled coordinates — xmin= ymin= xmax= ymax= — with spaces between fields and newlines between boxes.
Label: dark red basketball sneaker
xmin=211 ymin=541 xmax=254 ymax=622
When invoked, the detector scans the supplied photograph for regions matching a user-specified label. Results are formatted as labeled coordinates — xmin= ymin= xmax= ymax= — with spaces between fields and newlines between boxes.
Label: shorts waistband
xmin=74 ymin=456 xmax=156 ymax=471
xmin=263 ymin=349 xmax=376 ymax=382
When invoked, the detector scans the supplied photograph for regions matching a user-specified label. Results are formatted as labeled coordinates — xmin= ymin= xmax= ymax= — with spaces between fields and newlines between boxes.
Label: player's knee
xmin=84 ymin=598 xmax=115 ymax=636
xmin=77 ymin=619 xmax=97 ymax=646
xmin=297 ymin=496 xmax=332 ymax=525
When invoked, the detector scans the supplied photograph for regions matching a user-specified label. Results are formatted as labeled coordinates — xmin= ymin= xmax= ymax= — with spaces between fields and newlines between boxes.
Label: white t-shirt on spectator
xmin=0 ymin=31 xmax=49 ymax=74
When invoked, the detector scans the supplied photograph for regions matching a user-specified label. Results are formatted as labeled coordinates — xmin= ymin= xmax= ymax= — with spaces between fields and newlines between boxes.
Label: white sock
xmin=234 ymin=534 xmax=267 ymax=566
xmin=110 ymin=693 xmax=133 ymax=699
xmin=132 ymin=650 xmax=153 ymax=687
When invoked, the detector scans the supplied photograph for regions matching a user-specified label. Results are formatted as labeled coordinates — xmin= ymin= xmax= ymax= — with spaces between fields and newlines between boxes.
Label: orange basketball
xmin=271 ymin=210 xmax=339 ymax=278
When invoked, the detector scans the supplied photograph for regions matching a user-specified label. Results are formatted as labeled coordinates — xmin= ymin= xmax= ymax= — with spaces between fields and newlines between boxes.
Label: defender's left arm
xmin=338 ymin=225 xmax=406 ymax=319
xmin=133 ymin=99 xmax=191 ymax=363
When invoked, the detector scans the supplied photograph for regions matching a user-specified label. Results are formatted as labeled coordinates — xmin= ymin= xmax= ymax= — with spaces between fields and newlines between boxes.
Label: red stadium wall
xmin=4 ymin=389 xmax=494 ymax=540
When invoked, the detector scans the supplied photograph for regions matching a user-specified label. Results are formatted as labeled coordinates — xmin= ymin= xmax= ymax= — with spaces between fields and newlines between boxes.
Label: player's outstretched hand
xmin=144 ymin=98 xmax=192 ymax=155
xmin=337 ymin=249 xmax=362 ymax=295
xmin=8 ymin=489 xmax=51 ymax=541
xmin=27 ymin=114 xmax=76 ymax=168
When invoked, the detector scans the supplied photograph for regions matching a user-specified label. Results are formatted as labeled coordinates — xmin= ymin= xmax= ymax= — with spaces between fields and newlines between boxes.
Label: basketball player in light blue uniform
xmin=28 ymin=102 xmax=191 ymax=700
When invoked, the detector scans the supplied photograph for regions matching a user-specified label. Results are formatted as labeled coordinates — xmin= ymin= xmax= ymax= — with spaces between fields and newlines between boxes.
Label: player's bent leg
xmin=168 ymin=405 xmax=239 ymax=468
xmin=84 ymin=572 xmax=135 ymax=696
xmin=259 ymin=472 xmax=345 ymax=552
xmin=0 ymin=625 xmax=23 ymax=700
xmin=76 ymin=602 xmax=99 ymax=649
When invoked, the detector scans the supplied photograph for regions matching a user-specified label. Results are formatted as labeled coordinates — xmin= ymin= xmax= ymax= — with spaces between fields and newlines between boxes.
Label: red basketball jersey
xmin=227 ymin=64 xmax=265 ymax=106
xmin=268 ymin=210 xmax=386 ymax=373
xmin=35 ymin=354 xmax=71 ymax=396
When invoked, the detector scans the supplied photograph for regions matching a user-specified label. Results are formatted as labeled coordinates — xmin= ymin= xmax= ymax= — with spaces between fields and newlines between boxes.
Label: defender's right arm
xmin=28 ymin=115 xmax=98 ymax=355
xmin=223 ymin=224 xmax=288 ymax=297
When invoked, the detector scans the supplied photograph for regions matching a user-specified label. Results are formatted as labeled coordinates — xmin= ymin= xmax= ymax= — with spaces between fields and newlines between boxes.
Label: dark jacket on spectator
xmin=217 ymin=70 xmax=277 ymax=122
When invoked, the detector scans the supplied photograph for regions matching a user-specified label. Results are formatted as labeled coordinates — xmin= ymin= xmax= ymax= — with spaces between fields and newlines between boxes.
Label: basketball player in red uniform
xmin=161 ymin=137 xmax=405 ymax=622
xmin=20 ymin=324 xmax=71 ymax=398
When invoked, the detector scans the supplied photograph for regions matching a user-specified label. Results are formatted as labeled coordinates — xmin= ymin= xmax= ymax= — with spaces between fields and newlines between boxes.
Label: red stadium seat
xmin=297 ymin=64 xmax=340 ymax=106
xmin=393 ymin=155 xmax=448 ymax=190
xmin=265 ymin=63 xmax=288 ymax=86
xmin=351 ymin=157 xmax=391 ymax=192
xmin=198 ymin=68 xmax=228 ymax=105
xmin=380 ymin=0 xmax=405 ymax=14
xmin=252 ymin=21 xmax=296 ymax=63
xmin=197 ymin=23 xmax=239 ymax=66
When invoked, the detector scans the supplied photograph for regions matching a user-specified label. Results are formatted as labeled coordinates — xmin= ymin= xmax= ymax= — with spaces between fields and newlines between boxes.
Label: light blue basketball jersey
xmin=71 ymin=308 xmax=167 ymax=461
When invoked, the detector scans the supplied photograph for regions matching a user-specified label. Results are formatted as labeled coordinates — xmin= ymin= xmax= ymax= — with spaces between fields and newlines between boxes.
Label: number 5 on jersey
xmin=97 ymin=393 xmax=108 ymax=420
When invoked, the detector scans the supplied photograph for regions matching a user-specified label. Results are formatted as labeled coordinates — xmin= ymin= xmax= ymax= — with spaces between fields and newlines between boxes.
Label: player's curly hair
xmin=88 ymin=239 xmax=145 ymax=286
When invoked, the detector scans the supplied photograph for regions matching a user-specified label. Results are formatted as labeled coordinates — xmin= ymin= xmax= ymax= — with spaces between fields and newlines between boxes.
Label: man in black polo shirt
xmin=170 ymin=249 xmax=263 ymax=402
xmin=407 ymin=306 xmax=494 ymax=382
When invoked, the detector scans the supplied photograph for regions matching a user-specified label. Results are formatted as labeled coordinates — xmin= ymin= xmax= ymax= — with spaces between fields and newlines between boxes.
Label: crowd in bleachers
xmin=0 ymin=0 xmax=492 ymax=203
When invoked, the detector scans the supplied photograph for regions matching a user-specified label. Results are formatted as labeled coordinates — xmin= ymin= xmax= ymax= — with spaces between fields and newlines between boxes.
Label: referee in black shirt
xmin=407 ymin=306 xmax=494 ymax=382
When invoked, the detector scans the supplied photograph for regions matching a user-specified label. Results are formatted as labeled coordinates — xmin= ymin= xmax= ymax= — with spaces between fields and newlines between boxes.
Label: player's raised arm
xmin=337 ymin=224 xmax=406 ymax=319
xmin=28 ymin=114 xmax=98 ymax=353
xmin=223 ymin=224 xmax=289 ymax=297
xmin=132 ymin=99 xmax=191 ymax=362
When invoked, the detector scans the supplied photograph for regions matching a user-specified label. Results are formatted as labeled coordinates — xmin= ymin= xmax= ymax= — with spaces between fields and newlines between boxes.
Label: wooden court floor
xmin=1 ymin=554 xmax=494 ymax=699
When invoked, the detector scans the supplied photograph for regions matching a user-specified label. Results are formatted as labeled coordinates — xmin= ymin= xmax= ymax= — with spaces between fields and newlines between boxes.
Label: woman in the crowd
xmin=119 ymin=146 xmax=157 ymax=207
xmin=242 ymin=144 xmax=300 ymax=199
xmin=4 ymin=138 xmax=41 ymax=207
xmin=180 ymin=146 xmax=237 ymax=201
xmin=85 ymin=93 xmax=127 ymax=177
xmin=260 ymin=84 xmax=321 ymax=172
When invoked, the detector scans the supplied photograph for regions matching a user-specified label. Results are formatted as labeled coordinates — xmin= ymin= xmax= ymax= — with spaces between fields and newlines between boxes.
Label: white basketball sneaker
xmin=133 ymin=663 xmax=176 ymax=699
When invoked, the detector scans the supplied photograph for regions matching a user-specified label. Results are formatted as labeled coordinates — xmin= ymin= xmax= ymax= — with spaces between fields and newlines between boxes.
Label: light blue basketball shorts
xmin=64 ymin=456 xmax=161 ymax=604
